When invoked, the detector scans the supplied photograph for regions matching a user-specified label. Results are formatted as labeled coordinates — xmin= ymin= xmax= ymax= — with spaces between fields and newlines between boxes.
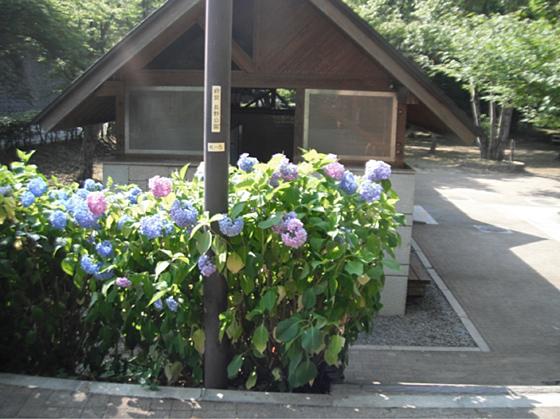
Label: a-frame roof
xmin=33 ymin=0 xmax=481 ymax=144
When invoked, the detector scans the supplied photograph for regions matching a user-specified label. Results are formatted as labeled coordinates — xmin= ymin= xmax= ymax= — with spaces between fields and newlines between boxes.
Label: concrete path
xmin=1 ymin=171 xmax=560 ymax=418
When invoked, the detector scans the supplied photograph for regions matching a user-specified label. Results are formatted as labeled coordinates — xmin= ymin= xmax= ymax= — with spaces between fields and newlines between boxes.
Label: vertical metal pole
xmin=203 ymin=0 xmax=232 ymax=389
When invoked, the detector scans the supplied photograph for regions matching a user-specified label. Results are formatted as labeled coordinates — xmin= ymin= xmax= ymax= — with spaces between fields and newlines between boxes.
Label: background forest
xmin=1 ymin=0 xmax=559 ymax=160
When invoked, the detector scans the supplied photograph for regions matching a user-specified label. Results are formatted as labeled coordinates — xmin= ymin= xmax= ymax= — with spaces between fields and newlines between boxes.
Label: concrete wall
xmin=103 ymin=161 xmax=416 ymax=316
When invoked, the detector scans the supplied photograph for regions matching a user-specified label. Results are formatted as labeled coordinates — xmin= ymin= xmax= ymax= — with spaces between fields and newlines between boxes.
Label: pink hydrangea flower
xmin=116 ymin=277 xmax=132 ymax=288
xmin=149 ymin=176 xmax=172 ymax=198
xmin=281 ymin=218 xmax=307 ymax=249
xmin=323 ymin=154 xmax=345 ymax=180
xmin=86 ymin=191 xmax=108 ymax=216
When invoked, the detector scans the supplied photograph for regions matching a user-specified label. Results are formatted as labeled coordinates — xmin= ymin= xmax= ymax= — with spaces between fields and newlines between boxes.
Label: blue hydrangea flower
xmin=218 ymin=215 xmax=244 ymax=237
xmin=49 ymin=210 xmax=67 ymax=230
xmin=83 ymin=179 xmax=96 ymax=191
xmin=163 ymin=219 xmax=174 ymax=236
xmin=237 ymin=153 xmax=259 ymax=172
xmin=95 ymin=268 xmax=115 ymax=280
xmin=126 ymin=186 xmax=142 ymax=204
xmin=28 ymin=177 xmax=47 ymax=197
xmin=269 ymin=171 xmax=281 ymax=187
xmin=75 ymin=188 xmax=90 ymax=200
xmin=339 ymin=171 xmax=358 ymax=195
xmin=139 ymin=214 xmax=163 ymax=239
xmin=74 ymin=209 xmax=99 ymax=229
xmin=96 ymin=240 xmax=113 ymax=258
xmin=21 ymin=191 xmax=35 ymax=207
xmin=117 ymin=215 xmax=131 ymax=230
xmin=154 ymin=298 xmax=163 ymax=310
xmin=198 ymin=254 xmax=217 ymax=277
xmin=49 ymin=190 xmax=67 ymax=201
xmin=165 ymin=296 xmax=179 ymax=312
xmin=359 ymin=181 xmax=383 ymax=203
xmin=169 ymin=200 xmax=198 ymax=228
xmin=0 ymin=185 xmax=12 ymax=196
xmin=80 ymin=255 xmax=100 ymax=275
xmin=364 ymin=160 xmax=391 ymax=182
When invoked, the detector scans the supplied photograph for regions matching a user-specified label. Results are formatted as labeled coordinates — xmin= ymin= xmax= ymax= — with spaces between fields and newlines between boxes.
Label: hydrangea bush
xmin=0 ymin=149 xmax=404 ymax=391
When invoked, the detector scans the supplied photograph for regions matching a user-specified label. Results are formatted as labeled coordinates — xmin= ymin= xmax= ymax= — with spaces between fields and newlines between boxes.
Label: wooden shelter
xmin=33 ymin=0 xmax=481 ymax=315
xmin=33 ymin=0 xmax=480 ymax=167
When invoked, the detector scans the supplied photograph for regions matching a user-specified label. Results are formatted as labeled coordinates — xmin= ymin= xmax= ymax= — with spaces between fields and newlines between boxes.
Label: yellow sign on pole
xmin=212 ymin=85 xmax=221 ymax=133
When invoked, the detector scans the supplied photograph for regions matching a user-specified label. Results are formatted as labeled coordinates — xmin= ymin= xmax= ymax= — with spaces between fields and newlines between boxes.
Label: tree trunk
xmin=470 ymin=83 xmax=489 ymax=159
xmin=490 ymin=105 xmax=513 ymax=161
xmin=78 ymin=124 xmax=102 ymax=183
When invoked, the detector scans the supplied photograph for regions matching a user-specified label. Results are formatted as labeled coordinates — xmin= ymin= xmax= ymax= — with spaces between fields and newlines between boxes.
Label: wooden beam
xmin=94 ymin=81 xmax=125 ymax=97
xmin=125 ymin=69 xmax=393 ymax=90
xmin=309 ymin=0 xmax=477 ymax=144
xmin=394 ymin=102 xmax=407 ymax=168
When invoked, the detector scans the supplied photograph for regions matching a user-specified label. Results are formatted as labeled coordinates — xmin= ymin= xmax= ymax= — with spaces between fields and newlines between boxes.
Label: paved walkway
xmin=1 ymin=171 xmax=560 ymax=417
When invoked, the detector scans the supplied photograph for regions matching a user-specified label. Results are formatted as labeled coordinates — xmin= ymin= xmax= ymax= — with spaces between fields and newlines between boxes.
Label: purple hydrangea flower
xmin=269 ymin=171 xmax=281 ymax=188
xmin=323 ymin=154 xmax=345 ymax=180
xmin=237 ymin=153 xmax=259 ymax=172
xmin=281 ymin=218 xmax=307 ymax=249
xmin=154 ymin=298 xmax=163 ymax=310
xmin=165 ymin=296 xmax=178 ymax=312
xmin=218 ymin=215 xmax=244 ymax=237
xmin=339 ymin=171 xmax=358 ymax=195
xmin=95 ymin=268 xmax=114 ymax=280
xmin=0 ymin=185 xmax=12 ymax=196
xmin=169 ymin=200 xmax=198 ymax=228
xmin=139 ymin=214 xmax=164 ymax=239
xmin=116 ymin=277 xmax=132 ymax=288
xmin=80 ymin=254 xmax=100 ymax=275
xmin=148 ymin=176 xmax=172 ymax=198
xmin=28 ymin=177 xmax=47 ymax=197
xmin=96 ymin=240 xmax=113 ymax=258
xmin=280 ymin=163 xmax=299 ymax=181
xmin=49 ymin=210 xmax=67 ymax=230
xmin=21 ymin=191 xmax=35 ymax=207
xmin=87 ymin=192 xmax=108 ymax=216
xmin=364 ymin=160 xmax=391 ymax=182
xmin=359 ymin=181 xmax=383 ymax=203
xmin=271 ymin=211 xmax=298 ymax=234
xmin=198 ymin=254 xmax=217 ymax=277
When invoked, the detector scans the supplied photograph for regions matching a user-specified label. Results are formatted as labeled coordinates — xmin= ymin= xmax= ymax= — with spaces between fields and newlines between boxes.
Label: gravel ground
xmin=356 ymin=280 xmax=477 ymax=347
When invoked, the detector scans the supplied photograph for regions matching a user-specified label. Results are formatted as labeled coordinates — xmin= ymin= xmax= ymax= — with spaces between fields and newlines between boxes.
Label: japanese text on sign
xmin=212 ymin=86 xmax=221 ymax=133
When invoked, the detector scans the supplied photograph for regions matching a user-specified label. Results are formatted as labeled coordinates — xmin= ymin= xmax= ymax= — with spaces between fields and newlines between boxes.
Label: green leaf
xmin=246 ymin=370 xmax=258 ymax=390
xmin=276 ymin=317 xmax=301 ymax=342
xmin=155 ymin=261 xmax=170 ymax=277
xmin=260 ymin=290 xmax=277 ymax=312
xmin=302 ymin=326 xmax=323 ymax=354
xmin=381 ymin=259 xmax=401 ymax=272
xmin=193 ymin=329 xmax=205 ymax=355
xmin=61 ymin=258 xmax=75 ymax=276
xmin=293 ymin=360 xmax=317 ymax=388
xmin=231 ymin=202 xmax=247 ymax=218
xmin=179 ymin=164 xmax=190 ymax=181
xmin=227 ymin=354 xmax=244 ymax=378
xmin=253 ymin=323 xmax=268 ymax=354
xmin=302 ymin=288 xmax=316 ymax=310
xmin=240 ymin=275 xmax=255 ymax=295
xmin=164 ymin=361 xmax=183 ymax=384
xmin=344 ymin=261 xmax=364 ymax=276
xmin=325 ymin=335 xmax=345 ymax=366
xmin=197 ymin=231 xmax=212 ymax=255
xmin=227 ymin=252 xmax=245 ymax=274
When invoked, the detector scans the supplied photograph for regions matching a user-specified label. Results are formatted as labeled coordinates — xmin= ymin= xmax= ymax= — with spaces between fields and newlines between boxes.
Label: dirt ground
xmin=2 ymin=132 xmax=559 ymax=185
